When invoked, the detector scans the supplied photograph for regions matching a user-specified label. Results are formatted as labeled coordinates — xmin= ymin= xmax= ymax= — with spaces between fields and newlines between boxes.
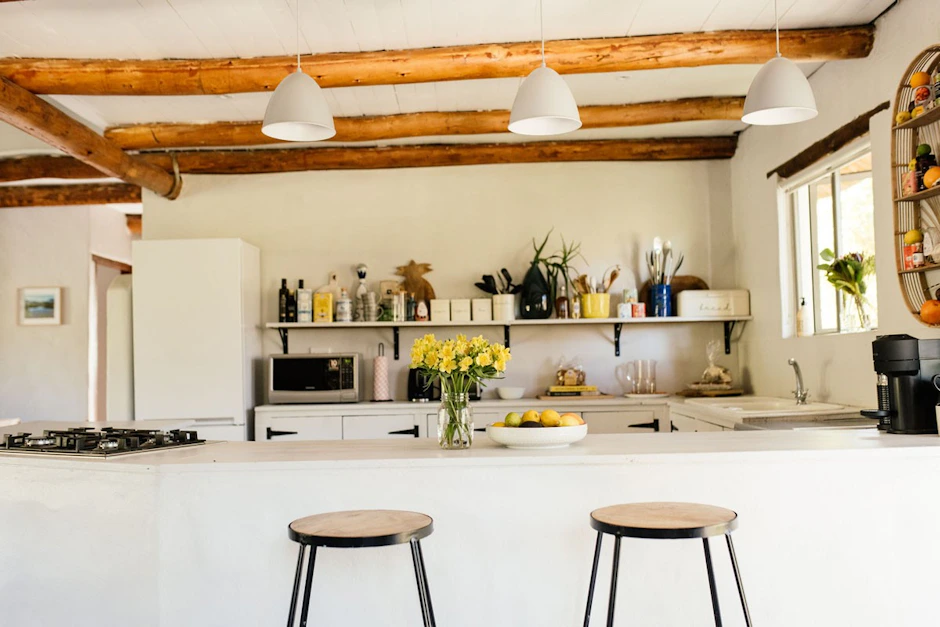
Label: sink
xmin=685 ymin=396 xmax=848 ymax=417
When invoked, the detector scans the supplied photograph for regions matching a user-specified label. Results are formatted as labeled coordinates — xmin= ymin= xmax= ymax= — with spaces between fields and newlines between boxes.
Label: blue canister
xmin=652 ymin=284 xmax=672 ymax=317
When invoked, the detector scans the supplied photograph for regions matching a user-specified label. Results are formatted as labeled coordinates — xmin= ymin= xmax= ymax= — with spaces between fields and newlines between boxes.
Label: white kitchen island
xmin=2 ymin=431 xmax=939 ymax=627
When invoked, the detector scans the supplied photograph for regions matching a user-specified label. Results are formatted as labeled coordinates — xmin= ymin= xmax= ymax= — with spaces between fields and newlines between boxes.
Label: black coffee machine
xmin=407 ymin=370 xmax=481 ymax=402
xmin=862 ymin=334 xmax=940 ymax=434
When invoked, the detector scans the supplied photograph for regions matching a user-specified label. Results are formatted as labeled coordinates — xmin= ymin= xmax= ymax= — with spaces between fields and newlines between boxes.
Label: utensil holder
xmin=493 ymin=294 xmax=515 ymax=321
xmin=581 ymin=293 xmax=611 ymax=319
xmin=652 ymin=285 xmax=672 ymax=317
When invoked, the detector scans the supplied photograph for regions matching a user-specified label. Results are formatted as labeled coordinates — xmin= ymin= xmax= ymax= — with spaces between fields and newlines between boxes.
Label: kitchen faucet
xmin=788 ymin=358 xmax=809 ymax=405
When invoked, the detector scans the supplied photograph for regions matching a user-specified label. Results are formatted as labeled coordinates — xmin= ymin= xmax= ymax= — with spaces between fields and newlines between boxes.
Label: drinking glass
xmin=617 ymin=359 xmax=657 ymax=394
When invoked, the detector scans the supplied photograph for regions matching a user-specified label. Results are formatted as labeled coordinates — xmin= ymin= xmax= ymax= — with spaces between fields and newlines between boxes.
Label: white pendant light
xmin=508 ymin=0 xmax=581 ymax=136
xmin=262 ymin=0 xmax=335 ymax=141
xmin=742 ymin=0 xmax=817 ymax=126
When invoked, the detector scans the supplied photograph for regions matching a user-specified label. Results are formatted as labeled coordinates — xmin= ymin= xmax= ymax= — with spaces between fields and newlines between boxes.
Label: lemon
xmin=905 ymin=229 xmax=924 ymax=245
xmin=897 ymin=111 xmax=912 ymax=125
xmin=522 ymin=410 xmax=540 ymax=424
xmin=491 ymin=422 xmax=506 ymax=428
xmin=504 ymin=412 xmax=522 ymax=427
xmin=559 ymin=415 xmax=581 ymax=427
xmin=540 ymin=409 xmax=562 ymax=427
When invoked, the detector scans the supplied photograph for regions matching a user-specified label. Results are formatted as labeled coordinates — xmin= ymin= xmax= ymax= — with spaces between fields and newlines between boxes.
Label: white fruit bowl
xmin=495 ymin=387 xmax=525 ymax=400
xmin=485 ymin=423 xmax=588 ymax=449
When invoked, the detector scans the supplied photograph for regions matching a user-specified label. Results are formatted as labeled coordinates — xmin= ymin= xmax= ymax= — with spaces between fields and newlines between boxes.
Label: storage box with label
xmin=430 ymin=299 xmax=451 ymax=322
xmin=676 ymin=290 xmax=750 ymax=317
xmin=471 ymin=298 xmax=492 ymax=321
xmin=450 ymin=299 xmax=471 ymax=322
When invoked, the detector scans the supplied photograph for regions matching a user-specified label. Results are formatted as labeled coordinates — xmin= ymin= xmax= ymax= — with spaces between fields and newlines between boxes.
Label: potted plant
xmin=817 ymin=249 xmax=875 ymax=330
xmin=410 ymin=334 xmax=511 ymax=449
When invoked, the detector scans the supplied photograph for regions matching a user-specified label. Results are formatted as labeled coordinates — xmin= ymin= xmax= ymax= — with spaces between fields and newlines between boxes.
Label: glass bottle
xmin=555 ymin=282 xmax=570 ymax=319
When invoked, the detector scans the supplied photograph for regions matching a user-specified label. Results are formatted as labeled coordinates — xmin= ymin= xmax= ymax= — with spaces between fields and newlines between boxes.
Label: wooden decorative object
xmin=0 ymin=28 xmax=873 ymax=96
xmin=396 ymin=261 xmax=436 ymax=305
xmin=104 ymin=98 xmax=746 ymax=150
xmin=891 ymin=45 xmax=940 ymax=323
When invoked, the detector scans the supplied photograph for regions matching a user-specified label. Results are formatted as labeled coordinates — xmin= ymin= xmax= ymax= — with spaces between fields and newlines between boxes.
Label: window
xmin=782 ymin=146 xmax=877 ymax=336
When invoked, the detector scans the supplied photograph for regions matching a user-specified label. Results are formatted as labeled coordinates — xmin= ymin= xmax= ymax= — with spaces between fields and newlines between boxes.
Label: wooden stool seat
xmin=289 ymin=509 xmax=433 ymax=548
xmin=590 ymin=502 xmax=738 ymax=539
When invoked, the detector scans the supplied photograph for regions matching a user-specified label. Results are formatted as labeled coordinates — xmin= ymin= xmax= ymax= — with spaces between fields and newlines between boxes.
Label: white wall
xmin=730 ymin=0 xmax=940 ymax=407
xmin=0 ymin=205 xmax=133 ymax=421
xmin=144 ymin=161 xmax=737 ymax=400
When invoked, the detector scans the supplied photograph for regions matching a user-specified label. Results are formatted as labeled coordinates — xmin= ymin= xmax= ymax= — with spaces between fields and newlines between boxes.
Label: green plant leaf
xmin=819 ymin=248 xmax=836 ymax=262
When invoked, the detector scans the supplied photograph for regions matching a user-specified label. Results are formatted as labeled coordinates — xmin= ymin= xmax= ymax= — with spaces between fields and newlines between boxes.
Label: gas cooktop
xmin=0 ymin=427 xmax=205 ymax=457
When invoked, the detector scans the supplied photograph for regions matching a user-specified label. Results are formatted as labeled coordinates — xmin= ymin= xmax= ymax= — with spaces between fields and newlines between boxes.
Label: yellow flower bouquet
xmin=410 ymin=334 xmax=511 ymax=449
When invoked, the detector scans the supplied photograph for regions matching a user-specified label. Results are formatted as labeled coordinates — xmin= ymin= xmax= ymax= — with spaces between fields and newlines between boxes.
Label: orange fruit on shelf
xmin=924 ymin=166 xmax=940 ymax=189
xmin=911 ymin=72 xmax=931 ymax=88
xmin=920 ymin=300 xmax=940 ymax=325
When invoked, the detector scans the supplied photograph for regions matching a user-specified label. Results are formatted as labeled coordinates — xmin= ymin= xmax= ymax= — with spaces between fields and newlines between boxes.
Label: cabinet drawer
xmin=260 ymin=415 xmax=343 ymax=441
xmin=581 ymin=410 xmax=660 ymax=433
xmin=343 ymin=414 xmax=420 ymax=439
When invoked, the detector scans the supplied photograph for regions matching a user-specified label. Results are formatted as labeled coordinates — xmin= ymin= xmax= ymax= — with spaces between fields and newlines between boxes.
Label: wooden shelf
xmin=264 ymin=316 xmax=753 ymax=358
xmin=899 ymin=262 xmax=940 ymax=275
xmin=892 ymin=104 xmax=940 ymax=131
xmin=894 ymin=184 xmax=940 ymax=204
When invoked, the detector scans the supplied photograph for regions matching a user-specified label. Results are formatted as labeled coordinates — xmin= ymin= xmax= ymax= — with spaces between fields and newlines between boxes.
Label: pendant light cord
xmin=539 ymin=0 xmax=545 ymax=68
xmin=296 ymin=0 xmax=301 ymax=72
xmin=774 ymin=0 xmax=781 ymax=57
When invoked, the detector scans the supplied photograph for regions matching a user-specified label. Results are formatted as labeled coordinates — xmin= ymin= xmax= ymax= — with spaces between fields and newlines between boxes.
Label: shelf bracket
xmin=504 ymin=325 xmax=511 ymax=349
xmin=393 ymin=326 xmax=400 ymax=360
xmin=614 ymin=323 xmax=623 ymax=357
xmin=723 ymin=321 xmax=736 ymax=355
xmin=278 ymin=328 xmax=289 ymax=354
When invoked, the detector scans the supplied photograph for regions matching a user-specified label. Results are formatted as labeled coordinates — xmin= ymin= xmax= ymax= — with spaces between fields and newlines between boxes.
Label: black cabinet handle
xmin=671 ymin=423 xmax=679 ymax=432
xmin=266 ymin=427 xmax=298 ymax=439
xmin=474 ymin=427 xmax=486 ymax=432
xmin=631 ymin=419 xmax=660 ymax=431
xmin=388 ymin=426 xmax=420 ymax=438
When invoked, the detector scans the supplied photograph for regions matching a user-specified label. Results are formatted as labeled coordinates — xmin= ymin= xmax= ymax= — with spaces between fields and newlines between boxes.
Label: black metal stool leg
xmin=726 ymin=534 xmax=753 ymax=627
xmin=703 ymin=538 xmax=723 ymax=627
xmin=606 ymin=535 xmax=622 ymax=627
xmin=415 ymin=540 xmax=437 ymax=627
xmin=299 ymin=546 xmax=317 ymax=627
xmin=410 ymin=539 xmax=433 ymax=627
xmin=583 ymin=531 xmax=604 ymax=627
xmin=287 ymin=544 xmax=306 ymax=627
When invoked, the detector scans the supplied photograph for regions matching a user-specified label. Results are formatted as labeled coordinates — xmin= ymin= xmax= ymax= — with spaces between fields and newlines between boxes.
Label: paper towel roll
xmin=373 ymin=355 xmax=391 ymax=401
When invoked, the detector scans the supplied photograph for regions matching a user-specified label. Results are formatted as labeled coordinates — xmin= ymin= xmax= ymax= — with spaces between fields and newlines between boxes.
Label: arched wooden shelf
xmin=892 ymin=45 xmax=940 ymax=322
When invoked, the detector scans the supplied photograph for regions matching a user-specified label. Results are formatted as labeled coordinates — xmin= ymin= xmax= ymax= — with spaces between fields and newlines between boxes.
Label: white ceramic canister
xmin=492 ymin=294 xmax=515 ymax=321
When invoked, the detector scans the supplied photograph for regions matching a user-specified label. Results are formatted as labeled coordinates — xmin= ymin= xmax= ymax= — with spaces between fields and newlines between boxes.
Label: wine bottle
xmin=278 ymin=278 xmax=289 ymax=322
xmin=286 ymin=286 xmax=297 ymax=322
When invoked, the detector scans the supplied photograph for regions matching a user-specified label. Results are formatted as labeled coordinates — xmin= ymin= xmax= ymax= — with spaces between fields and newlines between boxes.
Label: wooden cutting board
xmin=537 ymin=394 xmax=617 ymax=401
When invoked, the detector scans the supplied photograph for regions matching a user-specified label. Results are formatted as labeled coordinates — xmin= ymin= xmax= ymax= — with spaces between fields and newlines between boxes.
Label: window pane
xmin=793 ymin=187 xmax=816 ymax=335
xmin=838 ymin=154 xmax=877 ymax=330
xmin=813 ymin=176 xmax=838 ymax=331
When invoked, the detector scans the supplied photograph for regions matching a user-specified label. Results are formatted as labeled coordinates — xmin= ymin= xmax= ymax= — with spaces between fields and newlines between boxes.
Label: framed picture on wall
xmin=19 ymin=287 xmax=62 ymax=326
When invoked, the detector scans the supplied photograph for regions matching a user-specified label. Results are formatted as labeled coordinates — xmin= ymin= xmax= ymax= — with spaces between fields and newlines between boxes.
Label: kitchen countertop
xmin=254 ymin=396 xmax=675 ymax=412
xmin=1 ymin=430 xmax=936 ymax=470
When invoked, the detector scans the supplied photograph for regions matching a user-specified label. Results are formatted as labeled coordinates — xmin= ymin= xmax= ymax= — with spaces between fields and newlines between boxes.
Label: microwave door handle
xmin=388 ymin=426 xmax=420 ymax=438
xmin=266 ymin=427 xmax=299 ymax=439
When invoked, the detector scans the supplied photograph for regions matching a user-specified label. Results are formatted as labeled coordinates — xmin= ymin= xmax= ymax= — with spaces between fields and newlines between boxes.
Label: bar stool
xmin=583 ymin=502 xmax=752 ymax=627
xmin=285 ymin=509 xmax=436 ymax=627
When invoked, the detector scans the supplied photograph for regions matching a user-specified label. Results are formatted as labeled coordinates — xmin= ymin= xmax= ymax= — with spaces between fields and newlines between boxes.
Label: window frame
xmin=778 ymin=138 xmax=875 ymax=337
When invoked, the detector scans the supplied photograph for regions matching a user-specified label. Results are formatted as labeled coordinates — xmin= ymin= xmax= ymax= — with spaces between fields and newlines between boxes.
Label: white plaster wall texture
xmin=143 ymin=161 xmax=737 ymax=400
xmin=730 ymin=0 xmax=940 ymax=407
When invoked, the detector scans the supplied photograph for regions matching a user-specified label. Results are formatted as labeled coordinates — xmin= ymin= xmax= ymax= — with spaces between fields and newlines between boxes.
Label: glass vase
xmin=842 ymin=293 xmax=872 ymax=332
xmin=438 ymin=390 xmax=474 ymax=450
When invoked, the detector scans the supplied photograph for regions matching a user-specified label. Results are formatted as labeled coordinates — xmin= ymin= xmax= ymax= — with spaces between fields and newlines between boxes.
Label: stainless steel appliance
xmin=862 ymin=334 xmax=940 ymax=434
xmin=0 ymin=427 xmax=205 ymax=457
xmin=268 ymin=353 xmax=362 ymax=404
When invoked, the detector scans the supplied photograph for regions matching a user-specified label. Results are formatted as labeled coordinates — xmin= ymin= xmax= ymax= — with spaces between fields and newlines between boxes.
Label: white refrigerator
xmin=131 ymin=239 xmax=261 ymax=440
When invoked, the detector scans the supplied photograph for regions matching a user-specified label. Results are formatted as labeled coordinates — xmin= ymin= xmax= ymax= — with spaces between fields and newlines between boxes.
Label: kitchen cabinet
xmin=581 ymin=410 xmax=663 ymax=433
xmin=669 ymin=413 xmax=727 ymax=432
xmin=343 ymin=414 xmax=420 ymax=439
xmin=258 ymin=414 xmax=343 ymax=441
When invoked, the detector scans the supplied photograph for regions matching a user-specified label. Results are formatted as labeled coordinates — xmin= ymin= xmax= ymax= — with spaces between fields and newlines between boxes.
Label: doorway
xmin=89 ymin=255 xmax=131 ymax=422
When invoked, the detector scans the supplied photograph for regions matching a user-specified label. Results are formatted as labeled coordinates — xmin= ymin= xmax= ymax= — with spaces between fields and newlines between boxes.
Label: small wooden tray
xmin=537 ymin=394 xmax=617 ymax=401
xmin=676 ymin=388 xmax=744 ymax=398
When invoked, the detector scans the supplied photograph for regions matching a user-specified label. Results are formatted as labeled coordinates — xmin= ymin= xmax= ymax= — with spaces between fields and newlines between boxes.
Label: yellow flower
xmin=471 ymin=335 xmax=487 ymax=350
xmin=458 ymin=356 xmax=474 ymax=372
xmin=454 ymin=337 xmax=469 ymax=356
xmin=475 ymin=352 xmax=493 ymax=367
xmin=441 ymin=343 xmax=456 ymax=360
xmin=494 ymin=358 xmax=507 ymax=372
xmin=425 ymin=351 xmax=440 ymax=368
xmin=440 ymin=358 xmax=457 ymax=374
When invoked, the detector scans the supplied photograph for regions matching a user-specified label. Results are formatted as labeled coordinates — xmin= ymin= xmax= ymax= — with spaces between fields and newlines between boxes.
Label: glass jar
xmin=438 ymin=390 xmax=473 ymax=450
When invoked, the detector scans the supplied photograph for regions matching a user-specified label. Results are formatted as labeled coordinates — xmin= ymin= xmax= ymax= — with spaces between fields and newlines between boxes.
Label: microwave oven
xmin=267 ymin=353 xmax=362 ymax=404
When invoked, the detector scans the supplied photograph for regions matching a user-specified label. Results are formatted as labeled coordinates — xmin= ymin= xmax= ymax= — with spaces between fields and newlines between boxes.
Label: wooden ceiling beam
xmin=0 ymin=154 xmax=103 ymax=183
xmin=0 ymin=183 xmax=141 ymax=208
xmin=0 ymin=78 xmax=180 ymax=197
xmin=126 ymin=214 xmax=142 ymax=236
xmin=0 ymin=27 xmax=873 ymax=96
xmin=104 ymin=97 xmax=745 ymax=150
xmin=0 ymin=137 xmax=739 ymax=182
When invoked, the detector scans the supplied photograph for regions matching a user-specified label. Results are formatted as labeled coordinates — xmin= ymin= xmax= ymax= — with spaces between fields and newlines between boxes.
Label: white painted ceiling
xmin=0 ymin=0 xmax=895 ymax=144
